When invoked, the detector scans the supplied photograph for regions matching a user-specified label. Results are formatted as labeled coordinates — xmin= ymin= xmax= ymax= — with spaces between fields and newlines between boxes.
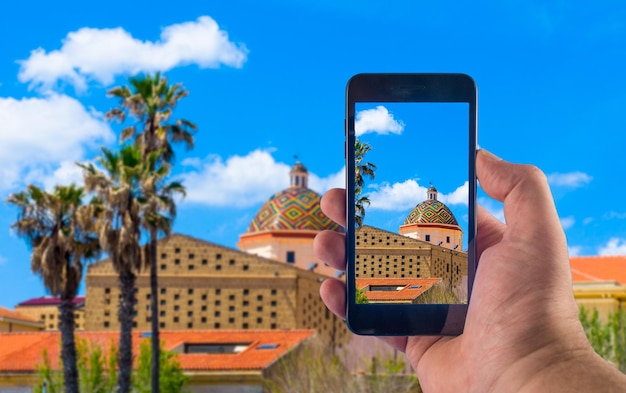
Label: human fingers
xmin=314 ymin=230 xmax=346 ymax=270
xmin=476 ymin=150 xmax=564 ymax=244
xmin=320 ymin=188 xmax=346 ymax=227
xmin=319 ymin=279 xmax=346 ymax=319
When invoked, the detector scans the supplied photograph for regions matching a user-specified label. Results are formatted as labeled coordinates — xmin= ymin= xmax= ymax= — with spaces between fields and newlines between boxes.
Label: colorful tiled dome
xmin=247 ymin=187 xmax=341 ymax=232
xmin=404 ymin=199 xmax=459 ymax=226
xmin=404 ymin=184 xmax=459 ymax=226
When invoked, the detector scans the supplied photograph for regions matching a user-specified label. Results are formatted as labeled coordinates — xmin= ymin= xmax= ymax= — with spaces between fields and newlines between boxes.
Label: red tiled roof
xmin=0 ymin=307 xmax=41 ymax=324
xmin=16 ymin=296 xmax=85 ymax=307
xmin=356 ymin=278 xmax=441 ymax=301
xmin=0 ymin=329 xmax=314 ymax=372
xmin=570 ymin=256 xmax=626 ymax=285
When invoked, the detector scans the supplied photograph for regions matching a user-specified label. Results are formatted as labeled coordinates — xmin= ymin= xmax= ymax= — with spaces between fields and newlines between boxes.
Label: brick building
xmin=84 ymin=234 xmax=349 ymax=347
xmin=14 ymin=296 xmax=85 ymax=331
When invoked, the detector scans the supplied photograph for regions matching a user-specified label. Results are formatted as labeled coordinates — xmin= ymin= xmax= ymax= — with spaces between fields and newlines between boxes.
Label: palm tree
xmin=106 ymin=72 xmax=195 ymax=392
xmin=6 ymin=184 xmax=99 ymax=393
xmin=79 ymin=146 xmax=148 ymax=393
xmin=355 ymin=139 xmax=376 ymax=228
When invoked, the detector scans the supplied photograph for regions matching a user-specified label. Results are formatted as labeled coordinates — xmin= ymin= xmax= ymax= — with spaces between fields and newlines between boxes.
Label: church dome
xmin=404 ymin=185 xmax=459 ymax=226
xmin=246 ymin=162 xmax=342 ymax=233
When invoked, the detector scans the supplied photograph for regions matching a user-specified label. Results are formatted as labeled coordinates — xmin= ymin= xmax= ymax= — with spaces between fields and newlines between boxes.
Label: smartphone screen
xmin=354 ymin=102 xmax=469 ymax=305
xmin=346 ymin=73 xmax=476 ymax=335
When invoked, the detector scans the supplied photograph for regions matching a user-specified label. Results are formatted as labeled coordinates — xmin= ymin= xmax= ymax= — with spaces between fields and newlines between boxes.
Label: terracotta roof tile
xmin=570 ymin=256 xmax=626 ymax=285
xmin=0 ymin=306 xmax=41 ymax=324
xmin=356 ymin=278 xmax=442 ymax=301
xmin=0 ymin=329 xmax=314 ymax=372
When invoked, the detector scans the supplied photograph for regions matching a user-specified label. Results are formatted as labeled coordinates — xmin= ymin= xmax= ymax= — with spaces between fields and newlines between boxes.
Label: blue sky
xmin=356 ymin=102 xmax=470 ymax=249
xmin=1 ymin=0 xmax=625 ymax=308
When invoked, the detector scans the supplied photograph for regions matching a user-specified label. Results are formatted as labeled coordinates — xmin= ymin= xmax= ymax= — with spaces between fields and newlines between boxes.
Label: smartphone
xmin=345 ymin=73 xmax=477 ymax=335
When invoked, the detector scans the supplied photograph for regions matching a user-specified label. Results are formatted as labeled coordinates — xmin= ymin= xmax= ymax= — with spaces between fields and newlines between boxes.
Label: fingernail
xmin=478 ymin=148 xmax=502 ymax=161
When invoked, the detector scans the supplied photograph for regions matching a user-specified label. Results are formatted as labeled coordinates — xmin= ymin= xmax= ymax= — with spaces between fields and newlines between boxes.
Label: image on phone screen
xmin=353 ymin=102 xmax=469 ymax=305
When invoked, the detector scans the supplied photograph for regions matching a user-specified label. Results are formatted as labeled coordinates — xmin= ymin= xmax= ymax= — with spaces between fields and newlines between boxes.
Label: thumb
xmin=476 ymin=150 xmax=564 ymax=245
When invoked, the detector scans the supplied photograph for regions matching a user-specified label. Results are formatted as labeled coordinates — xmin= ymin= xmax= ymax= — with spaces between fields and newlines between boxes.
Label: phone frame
xmin=345 ymin=73 xmax=477 ymax=335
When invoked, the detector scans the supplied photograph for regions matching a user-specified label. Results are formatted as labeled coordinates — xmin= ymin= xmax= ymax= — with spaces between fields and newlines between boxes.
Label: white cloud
xmin=309 ymin=166 xmax=345 ymax=193
xmin=568 ymin=246 xmax=583 ymax=257
xmin=18 ymin=16 xmax=248 ymax=92
xmin=0 ymin=256 xmax=6 ymax=265
xmin=368 ymin=180 xmax=468 ymax=211
xmin=605 ymin=211 xmax=626 ymax=220
xmin=560 ymin=216 xmax=575 ymax=230
xmin=547 ymin=171 xmax=592 ymax=188
xmin=598 ymin=238 xmax=626 ymax=256
xmin=355 ymin=106 xmax=404 ymax=136
xmin=583 ymin=217 xmax=594 ymax=225
xmin=181 ymin=149 xmax=341 ymax=208
xmin=478 ymin=197 xmax=505 ymax=223
xmin=0 ymin=94 xmax=113 ymax=192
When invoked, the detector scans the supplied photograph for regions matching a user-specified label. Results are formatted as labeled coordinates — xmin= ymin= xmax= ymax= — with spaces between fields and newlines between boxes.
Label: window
xmin=160 ymin=288 xmax=167 ymax=295
xmin=201 ymin=305 xmax=207 ymax=311
xmin=243 ymin=300 xmax=249 ymax=306
xmin=174 ymin=294 xmax=180 ymax=300
xmin=446 ymin=236 xmax=451 ymax=243
xmin=187 ymin=322 xmax=193 ymax=328
xmin=271 ymin=301 xmax=277 ymax=307
xmin=188 ymin=311 xmax=193 ymax=317
xmin=104 ymin=321 xmax=109 ymax=328
xmin=188 ymin=289 xmax=194 ymax=295
xmin=160 ymin=322 xmax=165 ymax=328
xmin=242 ymin=311 xmax=249 ymax=318
xmin=286 ymin=251 xmax=295 ymax=263
xmin=243 ymin=289 xmax=249 ymax=295
xmin=188 ymin=265 xmax=195 ymax=270
xmin=175 ymin=248 xmax=181 ymax=254
xmin=202 ymin=259 xmax=208 ymax=265
xmin=160 ymin=300 xmax=166 ymax=306
xmin=257 ymin=306 xmax=263 ymax=312
xmin=174 ymin=317 xmax=179 ymax=323
xmin=189 ymin=253 xmax=195 ymax=259
xmin=174 ymin=305 xmax=180 ymax=311
xmin=215 ymin=300 xmax=221 ymax=306
xmin=271 ymin=312 xmax=277 ymax=318
xmin=257 ymin=295 xmax=263 ymax=301
xmin=243 ymin=265 xmax=249 ymax=271
xmin=216 ymin=289 xmax=221 ymax=295
xmin=174 ymin=259 xmax=180 ymax=265
xmin=425 ymin=235 xmax=431 ymax=241
xmin=160 ymin=311 xmax=166 ymax=317
xmin=146 ymin=294 xmax=151 ymax=300
xmin=229 ymin=259 xmax=235 ymax=266
xmin=229 ymin=295 xmax=235 ymax=301
xmin=271 ymin=289 xmax=277 ymax=296
xmin=216 ymin=253 xmax=222 ymax=260
xmin=188 ymin=300 xmax=193 ymax=306
xmin=105 ymin=288 xmax=111 ymax=294
xmin=229 ymin=306 xmax=235 ymax=312
xmin=216 ymin=265 xmax=222 ymax=271
xmin=257 ymin=317 xmax=263 ymax=324
xmin=201 ymin=317 xmax=207 ymax=323
xmin=243 ymin=323 xmax=249 ymax=329
xmin=228 ymin=318 xmax=234 ymax=323
xmin=160 ymin=264 xmax=167 ymax=270
xmin=201 ymin=294 xmax=207 ymax=301
xmin=215 ymin=311 xmax=221 ymax=317
xmin=214 ymin=322 xmax=221 ymax=328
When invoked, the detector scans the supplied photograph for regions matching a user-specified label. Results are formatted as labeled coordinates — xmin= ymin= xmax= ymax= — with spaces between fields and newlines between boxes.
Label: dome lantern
xmin=290 ymin=161 xmax=308 ymax=188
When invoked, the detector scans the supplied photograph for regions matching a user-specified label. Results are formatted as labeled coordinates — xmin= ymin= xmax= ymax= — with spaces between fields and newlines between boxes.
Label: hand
xmin=314 ymin=149 xmax=626 ymax=392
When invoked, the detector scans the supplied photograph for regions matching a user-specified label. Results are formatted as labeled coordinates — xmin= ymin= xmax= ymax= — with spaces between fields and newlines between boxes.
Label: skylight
xmin=257 ymin=343 xmax=279 ymax=350
xmin=184 ymin=343 xmax=250 ymax=354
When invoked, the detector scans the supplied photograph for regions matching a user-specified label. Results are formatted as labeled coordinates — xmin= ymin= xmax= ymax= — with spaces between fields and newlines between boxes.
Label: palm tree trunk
xmin=59 ymin=296 xmax=79 ymax=393
xmin=149 ymin=229 xmax=160 ymax=393
xmin=117 ymin=269 xmax=136 ymax=393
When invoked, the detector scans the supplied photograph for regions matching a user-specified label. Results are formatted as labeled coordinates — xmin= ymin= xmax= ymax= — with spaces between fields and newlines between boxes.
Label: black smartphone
xmin=345 ymin=73 xmax=477 ymax=335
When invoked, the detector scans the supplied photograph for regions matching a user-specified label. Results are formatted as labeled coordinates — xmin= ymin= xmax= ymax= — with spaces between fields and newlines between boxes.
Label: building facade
xmin=14 ymin=297 xmax=85 ymax=331
xmin=84 ymin=234 xmax=349 ymax=347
